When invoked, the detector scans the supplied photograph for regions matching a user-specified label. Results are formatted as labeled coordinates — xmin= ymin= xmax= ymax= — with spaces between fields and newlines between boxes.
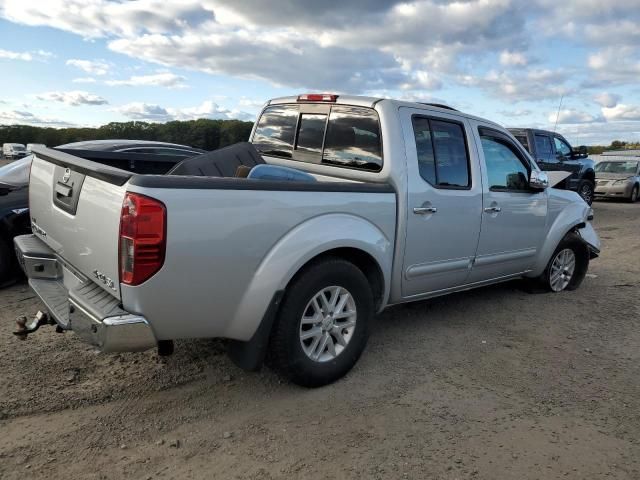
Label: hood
xmin=595 ymin=172 xmax=634 ymax=180
xmin=0 ymin=155 xmax=32 ymax=187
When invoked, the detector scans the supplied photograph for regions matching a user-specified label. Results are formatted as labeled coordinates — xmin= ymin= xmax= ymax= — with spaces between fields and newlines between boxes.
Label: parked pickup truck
xmin=508 ymin=128 xmax=596 ymax=205
xmin=15 ymin=95 xmax=600 ymax=387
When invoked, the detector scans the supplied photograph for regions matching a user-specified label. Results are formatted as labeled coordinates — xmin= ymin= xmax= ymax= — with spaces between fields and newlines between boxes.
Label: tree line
xmin=0 ymin=119 xmax=255 ymax=151
xmin=586 ymin=141 xmax=640 ymax=155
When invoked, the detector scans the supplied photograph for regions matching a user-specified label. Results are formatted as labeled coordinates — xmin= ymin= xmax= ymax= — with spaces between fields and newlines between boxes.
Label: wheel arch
xmin=528 ymin=200 xmax=592 ymax=278
xmin=226 ymin=214 xmax=393 ymax=371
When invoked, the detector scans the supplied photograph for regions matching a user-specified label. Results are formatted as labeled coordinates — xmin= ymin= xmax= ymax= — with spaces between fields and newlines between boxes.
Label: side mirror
xmin=529 ymin=170 xmax=549 ymax=190
xmin=577 ymin=145 xmax=588 ymax=158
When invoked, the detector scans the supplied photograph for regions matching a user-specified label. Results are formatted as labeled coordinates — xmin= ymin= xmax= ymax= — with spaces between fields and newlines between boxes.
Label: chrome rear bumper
xmin=14 ymin=234 xmax=156 ymax=352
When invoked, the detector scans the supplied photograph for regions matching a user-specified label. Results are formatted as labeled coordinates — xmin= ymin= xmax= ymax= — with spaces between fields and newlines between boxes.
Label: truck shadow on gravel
xmin=3 ymin=278 xmax=533 ymax=422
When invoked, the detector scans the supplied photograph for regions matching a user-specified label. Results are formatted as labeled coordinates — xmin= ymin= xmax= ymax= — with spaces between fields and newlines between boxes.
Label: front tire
xmin=629 ymin=184 xmax=639 ymax=203
xmin=577 ymin=179 xmax=594 ymax=205
xmin=268 ymin=257 xmax=373 ymax=387
xmin=541 ymin=233 xmax=589 ymax=292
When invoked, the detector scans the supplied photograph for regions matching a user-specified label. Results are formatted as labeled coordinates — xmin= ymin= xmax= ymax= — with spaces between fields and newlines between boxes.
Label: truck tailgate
xmin=29 ymin=150 xmax=129 ymax=300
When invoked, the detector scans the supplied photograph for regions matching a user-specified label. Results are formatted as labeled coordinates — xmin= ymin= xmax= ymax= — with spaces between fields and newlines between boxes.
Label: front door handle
xmin=484 ymin=206 xmax=502 ymax=213
xmin=413 ymin=206 xmax=437 ymax=214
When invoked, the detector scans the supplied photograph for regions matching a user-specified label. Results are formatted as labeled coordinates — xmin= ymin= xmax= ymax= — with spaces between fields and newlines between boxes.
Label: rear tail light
xmin=297 ymin=93 xmax=338 ymax=102
xmin=119 ymin=192 xmax=166 ymax=286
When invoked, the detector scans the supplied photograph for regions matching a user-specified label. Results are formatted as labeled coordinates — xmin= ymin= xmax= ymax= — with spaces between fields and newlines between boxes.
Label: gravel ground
xmin=0 ymin=200 xmax=638 ymax=480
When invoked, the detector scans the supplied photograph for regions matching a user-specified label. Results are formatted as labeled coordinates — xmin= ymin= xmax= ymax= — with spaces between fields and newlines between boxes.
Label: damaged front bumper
xmin=13 ymin=234 xmax=156 ymax=352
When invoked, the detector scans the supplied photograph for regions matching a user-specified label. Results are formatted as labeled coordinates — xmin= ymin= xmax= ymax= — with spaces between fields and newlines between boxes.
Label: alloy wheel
xmin=299 ymin=286 xmax=357 ymax=362
xmin=549 ymin=248 xmax=576 ymax=292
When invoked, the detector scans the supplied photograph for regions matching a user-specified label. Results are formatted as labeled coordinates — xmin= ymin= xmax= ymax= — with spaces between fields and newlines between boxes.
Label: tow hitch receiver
xmin=14 ymin=311 xmax=55 ymax=340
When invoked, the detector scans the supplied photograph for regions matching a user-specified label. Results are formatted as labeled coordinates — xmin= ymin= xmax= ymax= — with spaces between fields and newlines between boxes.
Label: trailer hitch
xmin=13 ymin=311 xmax=56 ymax=339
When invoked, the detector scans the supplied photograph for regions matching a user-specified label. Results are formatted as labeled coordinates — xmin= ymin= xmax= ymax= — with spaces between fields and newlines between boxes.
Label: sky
xmin=0 ymin=0 xmax=639 ymax=145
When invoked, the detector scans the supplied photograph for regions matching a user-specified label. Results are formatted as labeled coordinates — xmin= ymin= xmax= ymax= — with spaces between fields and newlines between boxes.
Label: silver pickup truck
xmin=15 ymin=95 xmax=600 ymax=387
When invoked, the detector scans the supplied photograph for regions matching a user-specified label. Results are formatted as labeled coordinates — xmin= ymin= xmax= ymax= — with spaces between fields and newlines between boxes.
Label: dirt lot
xmin=0 ymin=200 xmax=639 ymax=480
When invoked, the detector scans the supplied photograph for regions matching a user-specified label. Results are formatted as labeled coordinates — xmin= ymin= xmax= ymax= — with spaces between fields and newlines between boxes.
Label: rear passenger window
xmin=323 ymin=106 xmax=382 ymax=172
xmin=252 ymin=105 xmax=298 ymax=158
xmin=534 ymin=134 xmax=552 ymax=157
xmin=411 ymin=116 xmax=470 ymax=188
xmin=252 ymin=104 xmax=382 ymax=172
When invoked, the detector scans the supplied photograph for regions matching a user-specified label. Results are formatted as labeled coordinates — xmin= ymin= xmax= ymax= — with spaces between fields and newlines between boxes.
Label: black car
xmin=508 ymin=128 xmax=596 ymax=205
xmin=0 ymin=140 xmax=205 ymax=285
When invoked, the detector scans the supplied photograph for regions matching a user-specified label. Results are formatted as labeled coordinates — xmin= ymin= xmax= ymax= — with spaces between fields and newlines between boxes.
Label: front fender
xmin=226 ymin=213 xmax=394 ymax=341
xmin=528 ymin=193 xmax=594 ymax=277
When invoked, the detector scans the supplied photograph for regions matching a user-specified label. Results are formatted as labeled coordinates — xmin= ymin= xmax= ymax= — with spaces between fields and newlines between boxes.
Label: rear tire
xmin=540 ymin=233 xmax=589 ymax=292
xmin=577 ymin=179 xmax=594 ymax=205
xmin=629 ymin=184 xmax=639 ymax=203
xmin=268 ymin=257 xmax=373 ymax=387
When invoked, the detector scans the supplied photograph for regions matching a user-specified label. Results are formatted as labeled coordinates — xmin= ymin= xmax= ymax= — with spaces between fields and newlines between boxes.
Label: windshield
xmin=595 ymin=161 xmax=639 ymax=174
xmin=0 ymin=155 xmax=32 ymax=186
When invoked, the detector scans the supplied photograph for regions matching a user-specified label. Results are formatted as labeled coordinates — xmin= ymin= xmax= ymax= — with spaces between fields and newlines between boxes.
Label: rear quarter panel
xmin=121 ymin=185 xmax=396 ymax=341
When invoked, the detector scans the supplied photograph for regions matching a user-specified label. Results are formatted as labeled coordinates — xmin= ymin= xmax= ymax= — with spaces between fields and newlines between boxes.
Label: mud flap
xmin=227 ymin=290 xmax=284 ymax=371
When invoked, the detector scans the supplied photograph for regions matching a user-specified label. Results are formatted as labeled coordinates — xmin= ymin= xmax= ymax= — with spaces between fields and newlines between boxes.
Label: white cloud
xmin=459 ymin=68 xmax=573 ymax=102
xmin=36 ymin=90 xmax=109 ymax=106
xmin=499 ymin=109 xmax=533 ymax=118
xmin=499 ymin=51 xmax=528 ymax=67
xmin=115 ymin=102 xmax=171 ymax=121
xmin=66 ymin=59 xmax=110 ymax=75
xmin=105 ymin=72 xmax=187 ymax=88
xmin=0 ymin=48 xmax=52 ymax=61
xmin=116 ymin=100 xmax=252 ymax=122
xmin=0 ymin=109 xmax=74 ymax=127
xmin=558 ymin=121 xmax=640 ymax=145
xmin=602 ymin=104 xmax=640 ymax=122
xmin=584 ymin=47 xmax=640 ymax=87
xmin=72 ymin=77 xmax=97 ymax=84
xmin=594 ymin=93 xmax=621 ymax=108
xmin=548 ymin=109 xmax=601 ymax=124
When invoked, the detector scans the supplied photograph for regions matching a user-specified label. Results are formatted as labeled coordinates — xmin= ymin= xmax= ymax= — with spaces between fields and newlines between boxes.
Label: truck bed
xmin=24 ymin=145 xmax=397 ymax=345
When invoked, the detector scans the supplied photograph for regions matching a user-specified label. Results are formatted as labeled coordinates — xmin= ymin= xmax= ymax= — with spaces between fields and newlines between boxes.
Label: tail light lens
xmin=119 ymin=192 xmax=166 ymax=286
xmin=297 ymin=93 xmax=338 ymax=102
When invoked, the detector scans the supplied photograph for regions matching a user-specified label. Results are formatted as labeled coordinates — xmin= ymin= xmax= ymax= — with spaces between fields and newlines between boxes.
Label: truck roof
xmin=267 ymin=95 xmax=503 ymax=130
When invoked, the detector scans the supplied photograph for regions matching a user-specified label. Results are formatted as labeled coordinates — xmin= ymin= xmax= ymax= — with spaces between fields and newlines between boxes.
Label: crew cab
xmin=15 ymin=95 xmax=600 ymax=387
xmin=508 ymin=128 xmax=595 ymax=205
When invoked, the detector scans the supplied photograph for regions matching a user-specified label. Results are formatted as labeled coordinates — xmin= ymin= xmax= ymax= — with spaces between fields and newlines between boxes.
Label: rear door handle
xmin=484 ymin=206 xmax=502 ymax=213
xmin=413 ymin=206 xmax=437 ymax=214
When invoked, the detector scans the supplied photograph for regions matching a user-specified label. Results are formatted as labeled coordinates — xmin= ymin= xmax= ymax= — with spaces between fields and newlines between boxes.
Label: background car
xmin=594 ymin=159 xmax=640 ymax=202
xmin=0 ymin=140 xmax=206 ymax=286
xmin=2 ymin=143 xmax=27 ymax=159
xmin=508 ymin=128 xmax=595 ymax=204
xmin=26 ymin=143 xmax=46 ymax=153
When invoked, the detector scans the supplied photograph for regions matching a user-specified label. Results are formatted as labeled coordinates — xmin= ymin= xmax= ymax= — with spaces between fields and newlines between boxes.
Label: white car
xmin=26 ymin=143 xmax=46 ymax=154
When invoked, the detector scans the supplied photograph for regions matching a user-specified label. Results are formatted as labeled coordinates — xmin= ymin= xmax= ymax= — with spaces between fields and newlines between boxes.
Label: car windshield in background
xmin=595 ymin=161 xmax=639 ymax=174
xmin=0 ymin=155 xmax=32 ymax=186
xmin=252 ymin=104 xmax=383 ymax=172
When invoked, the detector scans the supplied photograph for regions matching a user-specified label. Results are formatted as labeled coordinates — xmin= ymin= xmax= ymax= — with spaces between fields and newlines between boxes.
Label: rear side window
xmin=252 ymin=105 xmax=298 ymax=158
xmin=252 ymin=104 xmax=382 ymax=172
xmin=514 ymin=135 xmax=530 ymax=153
xmin=411 ymin=116 xmax=471 ymax=189
xmin=534 ymin=134 xmax=552 ymax=157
